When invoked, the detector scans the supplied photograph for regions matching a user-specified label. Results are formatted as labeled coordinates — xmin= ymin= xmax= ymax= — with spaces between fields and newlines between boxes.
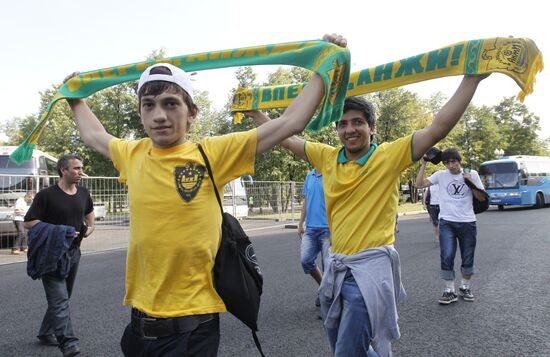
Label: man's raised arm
xmin=246 ymin=111 xmax=307 ymax=160
xmin=415 ymin=159 xmax=432 ymax=189
xmin=64 ymin=73 xmax=114 ymax=159
xmin=67 ymin=98 xmax=114 ymax=159
xmin=255 ymin=34 xmax=347 ymax=155
xmin=411 ymin=74 xmax=489 ymax=161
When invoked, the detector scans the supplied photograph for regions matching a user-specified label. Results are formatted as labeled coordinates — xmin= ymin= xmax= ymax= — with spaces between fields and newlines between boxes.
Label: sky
xmin=1 ymin=0 xmax=548 ymax=143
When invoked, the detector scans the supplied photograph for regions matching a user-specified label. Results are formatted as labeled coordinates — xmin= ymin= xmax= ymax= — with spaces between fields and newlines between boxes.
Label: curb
xmin=399 ymin=210 xmax=427 ymax=216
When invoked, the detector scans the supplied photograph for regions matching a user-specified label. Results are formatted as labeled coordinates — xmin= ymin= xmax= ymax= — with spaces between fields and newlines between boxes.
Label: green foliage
xmin=371 ymin=89 xmax=421 ymax=144
xmin=493 ymin=97 xmax=549 ymax=156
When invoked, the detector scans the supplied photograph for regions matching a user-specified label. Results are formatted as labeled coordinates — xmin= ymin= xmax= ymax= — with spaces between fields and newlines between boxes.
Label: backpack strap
xmin=197 ymin=143 xmax=266 ymax=357
xmin=197 ymin=144 xmax=224 ymax=216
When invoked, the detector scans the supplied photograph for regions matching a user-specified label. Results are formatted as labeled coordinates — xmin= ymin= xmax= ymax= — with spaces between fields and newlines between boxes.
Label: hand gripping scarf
xmin=231 ymin=37 xmax=544 ymax=130
xmin=11 ymin=40 xmax=350 ymax=164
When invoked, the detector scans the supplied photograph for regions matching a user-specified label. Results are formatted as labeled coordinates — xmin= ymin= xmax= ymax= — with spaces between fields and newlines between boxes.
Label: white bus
xmin=223 ymin=177 xmax=249 ymax=218
xmin=0 ymin=146 xmax=58 ymax=191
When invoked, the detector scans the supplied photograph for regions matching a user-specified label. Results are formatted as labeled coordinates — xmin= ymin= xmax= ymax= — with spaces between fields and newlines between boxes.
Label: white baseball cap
xmin=137 ymin=63 xmax=194 ymax=100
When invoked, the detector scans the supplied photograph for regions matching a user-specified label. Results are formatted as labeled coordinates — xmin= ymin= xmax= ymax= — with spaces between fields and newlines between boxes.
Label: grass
xmin=397 ymin=202 xmax=425 ymax=214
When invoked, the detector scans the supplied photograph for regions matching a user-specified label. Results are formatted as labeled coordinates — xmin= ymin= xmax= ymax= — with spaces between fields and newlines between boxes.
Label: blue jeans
xmin=439 ymin=219 xmax=477 ymax=280
xmin=38 ymin=248 xmax=80 ymax=351
xmin=300 ymin=227 xmax=330 ymax=274
xmin=321 ymin=272 xmax=379 ymax=357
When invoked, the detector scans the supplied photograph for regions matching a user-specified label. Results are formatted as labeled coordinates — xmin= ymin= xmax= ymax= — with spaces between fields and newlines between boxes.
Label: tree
xmin=446 ymin=105 xmax=502 ymax=169
xmin=493 ymin=97 xmax=549 ymax=156
xmin=371 ymin=89 xmax=429 ymax=203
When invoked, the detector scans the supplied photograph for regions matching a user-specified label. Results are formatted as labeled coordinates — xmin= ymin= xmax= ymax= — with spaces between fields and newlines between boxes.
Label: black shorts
xmin=427 ymin=205 xmax=440 ymax=226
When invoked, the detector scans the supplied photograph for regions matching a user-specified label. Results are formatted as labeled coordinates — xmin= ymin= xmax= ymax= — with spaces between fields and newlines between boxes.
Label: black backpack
xmin=198 ymin=145 xmax=265 ymax=357
xmin=464 ymin=177 xmax=490 ymax=214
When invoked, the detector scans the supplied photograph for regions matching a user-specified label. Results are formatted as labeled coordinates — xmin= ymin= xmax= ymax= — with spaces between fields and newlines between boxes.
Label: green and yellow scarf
xmin=231 ymin=37 xmax=544 ymax=130
xmin=11 ymin=40 xmax=350 ymax=163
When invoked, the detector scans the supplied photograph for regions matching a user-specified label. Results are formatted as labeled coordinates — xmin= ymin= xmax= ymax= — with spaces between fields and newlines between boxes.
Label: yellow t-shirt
xmin=109 ymin=129 xmax=257 ymax=317
xmin=305 ymin=134 xmax=414 ymax=255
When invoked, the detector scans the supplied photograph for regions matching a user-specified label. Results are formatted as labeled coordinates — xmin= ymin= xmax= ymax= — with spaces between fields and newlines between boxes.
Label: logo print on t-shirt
xmin=174 ymin=164 xmax=206 ymax=202
xmin=446 ymin=180 xmax=467 ymax=199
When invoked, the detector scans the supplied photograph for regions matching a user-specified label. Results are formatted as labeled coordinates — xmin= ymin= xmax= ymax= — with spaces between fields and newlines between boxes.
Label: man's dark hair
xmin=57 ymin=154 xmax=83 ymax=177
xmin=343 ymin=96 xmax=376 ymax=126
xmin=137 ymin=66 xmax=198 ymax=117
xmin=441 ymin=148 xmax=462 ymax=163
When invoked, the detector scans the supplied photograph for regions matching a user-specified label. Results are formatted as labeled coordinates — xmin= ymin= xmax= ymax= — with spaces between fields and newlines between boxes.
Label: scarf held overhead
xmin=11 ymin=40 xmax=350 ymax=164
xmin=231 ymin=37 xmax=544 ymax=130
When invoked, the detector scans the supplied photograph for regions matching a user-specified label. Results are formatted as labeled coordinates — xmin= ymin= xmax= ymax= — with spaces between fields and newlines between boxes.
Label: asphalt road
xmin=1 ymin=207 xmax=549 ymax=356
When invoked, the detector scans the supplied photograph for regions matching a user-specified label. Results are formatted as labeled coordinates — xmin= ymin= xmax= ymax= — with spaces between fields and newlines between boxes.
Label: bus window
xmin=479 ymin=162 xmax=519 ymax=189
xmin=46 ymin=157 xmax=58 ymax=176
xmin=519 ymin=169 xmax=528 ymax=186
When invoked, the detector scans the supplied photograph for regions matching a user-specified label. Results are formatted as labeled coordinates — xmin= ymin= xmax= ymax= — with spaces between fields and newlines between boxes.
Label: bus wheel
xmin=535 ymin=192 xmax=544 ymax=209
xmin=498 ymin=205 xmax=504 ymax=211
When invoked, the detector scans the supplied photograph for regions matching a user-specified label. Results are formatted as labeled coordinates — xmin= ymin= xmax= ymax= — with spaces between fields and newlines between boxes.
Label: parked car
xmin=93 ymin=204 xmax=106 ymax=221
xmin=0 ymin=202 xmax=16 ymax=249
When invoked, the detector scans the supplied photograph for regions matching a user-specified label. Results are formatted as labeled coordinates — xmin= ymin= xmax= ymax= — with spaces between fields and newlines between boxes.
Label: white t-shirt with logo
xmin=427 ymin=184 xmax=440 ymax=205
xmin=428 ymin=169 xmax=484 ymax=222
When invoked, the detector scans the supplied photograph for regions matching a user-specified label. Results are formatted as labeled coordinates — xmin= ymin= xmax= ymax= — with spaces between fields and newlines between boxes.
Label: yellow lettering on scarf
xmin=82 ymin=71 xmax=101 ymax=84
xmin=186 ymin=52 xmax=209 ymax=62
xmin=207 ymin=51 xmax=234 ymax=60
xmin=66 ymin=77 xmax=82 ymax=92
xmin=270 ymin=41 xmax=316 ymax=56
xmin=325 ymin=60 xmax=346 ymax=104
xmin=100 ymin=68 xmax=117 ymax=79
xmin=136 ymin=63 xmax=151 ymax=71
xmin=117 ymin=64 xmax=135 ymax=76
xmin=232 ymin=46 xmax=270 ymax=58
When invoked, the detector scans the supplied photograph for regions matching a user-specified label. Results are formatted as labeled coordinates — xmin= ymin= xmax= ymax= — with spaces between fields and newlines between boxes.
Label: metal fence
xmin=0 ymin=174 xmax=303 ymax=251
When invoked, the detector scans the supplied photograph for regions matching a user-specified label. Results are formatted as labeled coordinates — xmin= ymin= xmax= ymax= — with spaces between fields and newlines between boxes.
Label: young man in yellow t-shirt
xmin=246 ymin=73 xmax=489 ymax=356
xmin=65 ymin=35 xmax=346 ymax=356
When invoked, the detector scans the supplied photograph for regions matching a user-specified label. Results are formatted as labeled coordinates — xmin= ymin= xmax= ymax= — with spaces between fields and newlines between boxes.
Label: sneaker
xmin=438 ymin=291 xmax=458 ymax=305
xmin=458 ymin=286 xmax=475 ymax=302
xmin=11 ymin=249 xmax=21 ymax=255
xmin=62 ymin=345 xmax=80 ymax=357
xmin=37 ymin=334 xmax=58 ymax=346
xmin=315 ymin=295 xmax=320 ymax=307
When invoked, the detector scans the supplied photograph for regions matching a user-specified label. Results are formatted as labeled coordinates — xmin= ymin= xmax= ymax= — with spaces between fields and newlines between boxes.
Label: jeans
xmin=439 ymin=219 xmax=477 ymax=280
xmin=38 ymin=248 xmax=80 ymax=351
xmin=300 ymin=227 xmax=331 ymax=274
xmin=321 ymin=272 xmax=379 ymax=357
xmin=121 ymin=314 xmax=220 ymax=357
xmin=12 ymin=220 xmax=28 ymax=250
